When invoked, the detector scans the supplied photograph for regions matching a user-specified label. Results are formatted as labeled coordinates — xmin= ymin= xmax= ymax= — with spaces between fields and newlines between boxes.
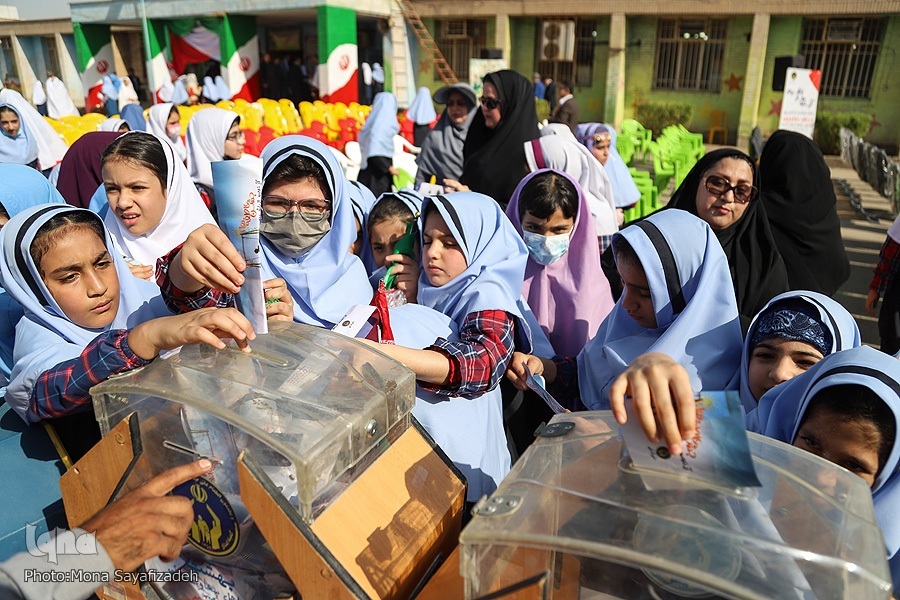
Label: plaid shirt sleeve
xmin=29 ymin=330 xmax=151 ymax=422
xmin=422 ymin=310 xmax=515 ymax=397
xmin=871 ymin=237 xmax=900 ymax=295
xmin=547 ymin=355 xmax=587 ymax=411
xmin=156 ymin=244 xmax=235 ymax=313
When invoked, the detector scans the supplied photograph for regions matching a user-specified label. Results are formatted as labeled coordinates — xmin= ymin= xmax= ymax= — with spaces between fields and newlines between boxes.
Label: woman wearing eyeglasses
xmin=666 ymin=149 xmax=788 ymax=330
xmin=448 ymin=70 xmax=539 ymax=209
xmin=185 ymin=107 xmax=248 ymax=218
xmin=415 ymin=82 xmax=478 ymax=187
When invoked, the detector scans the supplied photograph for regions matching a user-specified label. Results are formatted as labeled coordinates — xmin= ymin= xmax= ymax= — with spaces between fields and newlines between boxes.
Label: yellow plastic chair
xmin=708 ymin=110 xmax=728 ymax=145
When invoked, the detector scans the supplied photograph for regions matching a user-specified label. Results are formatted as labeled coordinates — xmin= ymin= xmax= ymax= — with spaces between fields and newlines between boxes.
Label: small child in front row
xmin=508 ymin=209 xmax=743 ymax=417
xmin=749 ymin=345 xmax=900 ymax=584
xmin=366 ymin=188 xmax=423 ymax=302
xmin=0 ymin=204 xmax=256 ymax=426
xmin=365 ymin=192 xmax=533 ymax=502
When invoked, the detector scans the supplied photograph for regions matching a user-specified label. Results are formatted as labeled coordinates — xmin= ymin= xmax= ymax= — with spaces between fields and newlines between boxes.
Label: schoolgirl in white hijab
xmin=100 ymin=131 xmax=216 ymax=266
xmin=98 ymin=118 xmax=130 ymax=133
xmin=186 ymin=107 xmax=243 ymax=190
xmin=147 ymin=103 xmax=187 ymax=163
xmin=0 ymin=103 xmax=39 ymax=167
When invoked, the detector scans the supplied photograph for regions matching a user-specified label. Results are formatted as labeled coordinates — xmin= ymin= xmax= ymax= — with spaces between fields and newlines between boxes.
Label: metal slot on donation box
xmin=61 ymin=321 xmax=466 ymax=600
xmin=460 ymin=412 xmax=892 ymax=600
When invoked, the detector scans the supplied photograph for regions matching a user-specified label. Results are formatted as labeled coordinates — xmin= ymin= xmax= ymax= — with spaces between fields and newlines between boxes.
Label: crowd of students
xmin=0 ymin=66 xmax=899 ymax=592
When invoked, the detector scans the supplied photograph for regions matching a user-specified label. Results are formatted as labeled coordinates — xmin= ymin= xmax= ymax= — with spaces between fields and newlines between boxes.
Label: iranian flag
xmin=145 ymin=18 xmax=171 ymax=103
xmin=222 ymin=15 xmax=260 ymax=101
xmin=73 ymin=22 xmax=113 ymax=110
xmin=169 ymin=24 xmax=221 ymax=76
xmin=167 ymin=16 xmax=259 ymax=102
xmin=318 ymin=43 xmax=358 ymax=103
xmin=317 ymin=6 xmax=357 ymax=104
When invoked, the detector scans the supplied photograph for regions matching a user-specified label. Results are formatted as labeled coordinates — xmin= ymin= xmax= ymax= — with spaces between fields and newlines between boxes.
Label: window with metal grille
xmin=653 ymin=18 xmax=727 ymax=92
xmin=435 ymin=19 xmax=487 ymax=82
xmin=801 ymin=17 xmax=885 ymax=98
xmin=535 ymin=18 xmax=597 ymax=88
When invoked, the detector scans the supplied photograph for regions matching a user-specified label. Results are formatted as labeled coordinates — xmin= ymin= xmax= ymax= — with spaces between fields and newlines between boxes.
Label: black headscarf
xmin=667 ymin=148 xmax=789 ymax=329
xmin=461 ymin=70 xmax=539 ymax=208
xmin=759 ymin=130 xmax=850 ymax=296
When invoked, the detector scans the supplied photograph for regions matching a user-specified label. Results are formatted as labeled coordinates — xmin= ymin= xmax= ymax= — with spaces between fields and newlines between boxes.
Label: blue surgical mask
xmin=523 ymin=230 xmax=570 ymax=265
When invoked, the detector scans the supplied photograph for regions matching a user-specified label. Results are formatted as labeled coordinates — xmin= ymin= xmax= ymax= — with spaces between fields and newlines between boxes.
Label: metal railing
xmin=840 ymin=127 xmax=900 ymax=215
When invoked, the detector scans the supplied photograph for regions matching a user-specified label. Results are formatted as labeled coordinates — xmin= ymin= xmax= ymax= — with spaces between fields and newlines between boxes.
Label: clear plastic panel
xmin=91 ymin=320 xmax=416 ymax=521
xmin=461 ymin=412 xmax=892 ymax=600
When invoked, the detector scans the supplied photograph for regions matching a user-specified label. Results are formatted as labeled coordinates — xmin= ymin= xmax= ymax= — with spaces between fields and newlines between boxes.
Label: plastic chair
xmin=392 ymin=152 xmax=419 ymax=184
xmin=708 ymin=110 xmax=728 ymax=145
xmin=392 ymin=168 xmax=415 ymax=191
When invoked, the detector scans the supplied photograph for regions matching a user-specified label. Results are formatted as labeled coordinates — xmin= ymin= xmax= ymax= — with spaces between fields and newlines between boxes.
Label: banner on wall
xmin=778 ymin=67 xmax=821 ymax=139
xmin=469 ymin=59 xmax=507 ymax=96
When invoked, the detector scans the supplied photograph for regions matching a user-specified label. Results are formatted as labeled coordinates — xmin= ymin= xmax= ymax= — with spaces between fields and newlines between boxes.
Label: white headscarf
xmin=98 ymin=118 xmax=128 ymax=132
xmin=31 ymin=81 xmax=46 ymax=106
xmin=186 ymin=108 xmax=240 ymax=188
xmin=45 ymin=75 xmax=79 ymax=119
xmin=117 ymin=77 xmax=140 ymax=112
xmin=0 ymin=88 xmax=67 ymax=168
xmin=214 ymin=75 xmax=231 ymax=102
xmin=103 ymin=131 xmax=216 ymax=265
xmin=147 ymin=103 xmax=187 ymax=163
xmin=202 ymin=76 xmax=221 ymax=102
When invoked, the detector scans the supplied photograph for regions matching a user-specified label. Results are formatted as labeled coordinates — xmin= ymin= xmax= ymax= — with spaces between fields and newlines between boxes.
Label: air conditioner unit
xmin=541 ymin=21 xmax=576 ymax=62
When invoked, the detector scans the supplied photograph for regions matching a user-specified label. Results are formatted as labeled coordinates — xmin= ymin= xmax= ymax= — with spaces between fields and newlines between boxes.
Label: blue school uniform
xmin=258 ymin=136 xmax=374 ymax=327
xmin=739 ymin=291 xmax=861 ymax=414
xmin=0 ymin=166 xmax=66 ymax=390
xmin=748 ymin=346 xmax=900 ymax=585
xmin=415 ymin=192 xmax=532 ymax=501
xmin=577 ymin=209 xmax=742 ymax=409
xmin=0 ymin=205 xmax=170 ymax=422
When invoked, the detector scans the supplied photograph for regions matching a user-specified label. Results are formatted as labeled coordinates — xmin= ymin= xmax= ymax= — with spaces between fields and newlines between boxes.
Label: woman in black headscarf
xmin=667 ymin=148 xmax=789 ymax=329
xmin=445 ymin=70 xmax=539 ymax=208
xmin=758 ymin=130 xmax=850 ymax=296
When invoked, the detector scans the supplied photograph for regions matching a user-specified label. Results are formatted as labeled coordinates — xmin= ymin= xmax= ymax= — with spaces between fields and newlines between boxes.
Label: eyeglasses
xmin=262 ymin=195 xmax=332 ymax=221
xmin=704 ymin=174 xmax=757 ymax=204
xmin=481 ymin=97 xmax=501 ymax=110
xmin=226 ymin=131 xmax=245 ymax=142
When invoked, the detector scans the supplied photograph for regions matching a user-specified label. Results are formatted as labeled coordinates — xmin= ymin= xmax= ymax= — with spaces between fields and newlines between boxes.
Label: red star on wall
xmin=869 ymin=114 xmax=882 ymax=134
xmin=724 ymin=73 xmax=743 ymax=92
xmin=768 ymin=99 xmax=782 ymax=117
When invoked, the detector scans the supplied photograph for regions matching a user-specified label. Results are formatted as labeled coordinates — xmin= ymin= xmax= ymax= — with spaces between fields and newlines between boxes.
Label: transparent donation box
xmin=88 ymin=321 xmax=465 ymax=600
xmin=460 ymin=412 xmax=892 ymax=600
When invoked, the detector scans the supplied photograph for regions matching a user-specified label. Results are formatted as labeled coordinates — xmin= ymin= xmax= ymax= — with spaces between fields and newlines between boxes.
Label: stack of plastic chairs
xmin=620 ymin=119 xmax=652 ymax=162
xmin=622 ymin=167 xmax=662 ymax=223
xmin=640 ymin=122 xmax=706 ymax=194
xmin=616 ymin=133 xmax=635 ymax=166
xmin=278 ymin=99 xmax=303 ymax=134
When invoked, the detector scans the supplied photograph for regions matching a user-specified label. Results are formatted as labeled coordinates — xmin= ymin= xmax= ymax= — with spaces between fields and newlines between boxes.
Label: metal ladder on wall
xmin=394 ymin=0 xmax=458 ymax=85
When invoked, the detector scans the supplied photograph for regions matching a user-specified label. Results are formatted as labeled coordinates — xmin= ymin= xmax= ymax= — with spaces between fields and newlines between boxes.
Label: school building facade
xmin=1 ymin=1 xmax=897 ymax=150
xmin=409 ymin=0 xmax=900 ymax=151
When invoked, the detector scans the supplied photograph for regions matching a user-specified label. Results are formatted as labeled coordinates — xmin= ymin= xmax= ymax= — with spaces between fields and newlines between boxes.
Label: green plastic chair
xmin=392 ymin=168 xmax=414 ymax=191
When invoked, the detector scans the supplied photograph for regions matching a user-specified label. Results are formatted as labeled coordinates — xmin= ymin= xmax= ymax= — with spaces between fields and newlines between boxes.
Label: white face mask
xmin=166 ymin=124 xmax=181 ymax=139
xmin=522 ymin=230 xmax=571 ymax=265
